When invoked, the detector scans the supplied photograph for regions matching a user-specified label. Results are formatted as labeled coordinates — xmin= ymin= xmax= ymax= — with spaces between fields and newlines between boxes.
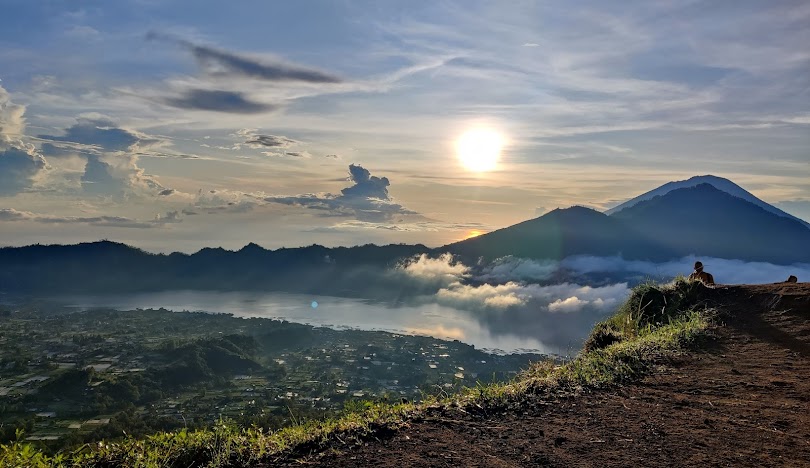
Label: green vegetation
xmin=0 ymin=279 xmax=713 ymax=467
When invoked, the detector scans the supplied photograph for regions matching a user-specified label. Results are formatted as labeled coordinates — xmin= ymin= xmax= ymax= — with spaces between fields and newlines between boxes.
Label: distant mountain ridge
xmin=605 ymin=175 xmax=810 ymax=229
xmin=2 ymin=176 xmax=809 ymax=295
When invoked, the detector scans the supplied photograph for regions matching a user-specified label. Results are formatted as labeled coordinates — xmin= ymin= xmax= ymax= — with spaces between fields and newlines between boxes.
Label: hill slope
xmin=443 ymin=205 xmax=677 ymax=262
xmin=283 ymin=282 xmax=810 ymax=467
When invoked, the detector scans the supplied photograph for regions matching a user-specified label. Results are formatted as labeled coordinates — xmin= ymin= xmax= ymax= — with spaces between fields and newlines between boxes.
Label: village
xmin=0 ymin=303 xmax=546 ymax=453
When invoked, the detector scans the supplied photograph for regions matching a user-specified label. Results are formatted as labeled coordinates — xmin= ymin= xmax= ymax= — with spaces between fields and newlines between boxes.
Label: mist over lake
xmin=58 ymin=290 xmax=575 ymax=355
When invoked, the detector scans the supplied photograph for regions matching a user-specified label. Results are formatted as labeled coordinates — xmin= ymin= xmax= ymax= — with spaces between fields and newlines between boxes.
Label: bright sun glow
xmin=456 ymin=128 xmax=504 ymax=172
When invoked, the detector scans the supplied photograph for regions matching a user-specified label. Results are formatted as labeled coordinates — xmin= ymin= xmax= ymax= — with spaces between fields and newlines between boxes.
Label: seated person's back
xmin=689 ymin=261 xmax=715 ymax=285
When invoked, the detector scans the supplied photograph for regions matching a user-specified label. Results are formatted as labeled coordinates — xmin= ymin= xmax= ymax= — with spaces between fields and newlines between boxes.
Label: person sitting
xmin=688 ymin=261 xmax=715 ymax=285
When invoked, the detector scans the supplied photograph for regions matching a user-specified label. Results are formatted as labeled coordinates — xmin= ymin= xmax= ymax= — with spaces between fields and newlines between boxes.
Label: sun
xmin=456 ymin=128 xmax=504 ymax=172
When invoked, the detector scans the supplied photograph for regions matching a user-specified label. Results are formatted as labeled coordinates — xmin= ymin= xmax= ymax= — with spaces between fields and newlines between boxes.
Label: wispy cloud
xmin=163 ymin=89 xmax=277 ymax=114
xmin=0 ymin=208 xmax=182 ymax=229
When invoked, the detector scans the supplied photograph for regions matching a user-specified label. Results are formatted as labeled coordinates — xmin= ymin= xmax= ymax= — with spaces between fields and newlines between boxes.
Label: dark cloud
xmin=266 ymin=164 xmax=417 ymax=221
xmin=148 ymin=32 xmax=342 ymax=84
xmin=244 ymin=134 xmax=297 ymax=148
xmin=163 ymin=89 xmax=276 ymax=114
xmin=235 ymin=129 xmax=299 ymax=151
xmin=0 ymin=147 xmax=47 ymax=196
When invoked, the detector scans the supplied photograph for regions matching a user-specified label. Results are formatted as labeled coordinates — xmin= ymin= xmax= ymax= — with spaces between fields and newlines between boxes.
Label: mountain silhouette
xmin=2 ymin=176 xmax=809 ymax=295
xmin=447 ymin=183 xmax=810 ymax=264
xmin=612 ymin=183 xmax=810 ymax=263
xmin=443 ymin=205 xmax=676 ymax=262
xmin=606 ymin=174 xmax=810 ymax=229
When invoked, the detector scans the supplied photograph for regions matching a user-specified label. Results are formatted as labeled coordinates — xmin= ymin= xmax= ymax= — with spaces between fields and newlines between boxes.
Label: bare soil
xmin=281 ymin=283 xmax=810 ymax=467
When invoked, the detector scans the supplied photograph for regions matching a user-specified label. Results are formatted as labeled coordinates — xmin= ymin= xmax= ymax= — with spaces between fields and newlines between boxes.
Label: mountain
xmin=605 ymin=174 xmax=810 ymax=229
xmin=0 ymin=241 xmax=430 ymax=295
xmin=444 ymin=205 xmax=676 ymax=262
xmin=612 ymin=183 xmax=810 ymax=264
xmin=446 ymin=183 xmax=810 ymax=264
xmin=2 ymin=176 xmax=809 ymax=296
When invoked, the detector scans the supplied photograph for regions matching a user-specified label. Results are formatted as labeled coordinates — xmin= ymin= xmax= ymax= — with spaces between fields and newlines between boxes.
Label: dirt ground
xmin=279 ymin=283 xmax=810 ymax=467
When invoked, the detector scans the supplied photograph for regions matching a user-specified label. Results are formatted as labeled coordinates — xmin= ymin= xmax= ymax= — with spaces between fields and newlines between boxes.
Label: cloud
xmin=310 ymin=219 xmax=488 ymax=233
xmin=153 ymin=210 xmax=183 ymax=224
xmin=163 ymin=89 xmax=277 ymax=114
xmin=341 ymin=164 xmax=390 ymax=199
xmin=395 ymin=253 xmax=469 ymax=287
xmin=193 ymin=188 xmax=261 ymax=214
xmin=39 ymin=116 xmax=161 ymax=154
xmin=560 ymin=255 xmax=810 ymax=285
xmin=0 ymin=208 xmax=172 ymax=229
xmin=38 ymin=117 xmax=168 ymax=196
xmin=266 ymin=164 xmax=417 ymax=221
xmin=237 ymin=129 xmax=298 ymax=149
xmin=280 ymin=151 xmax=310 ymax=158
xmin=0 ymin=85 xmax=26 ymax=144
xmin=158 ymin=188 xmax=176 ymax=196
xmin=0 ymin=86 xmax=47 ymax=196
xmin=478 ymin=256 xmax=557 ymax=282
xmin=0 ymin=146 xmax=48 ymax=196
xmin=149 ymin=32 xmax=342 ymax=84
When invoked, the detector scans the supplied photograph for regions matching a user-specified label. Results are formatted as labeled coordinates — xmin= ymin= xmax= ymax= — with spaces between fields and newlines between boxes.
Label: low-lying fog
xmin=59 ymin=254 xmax=809 ymax=356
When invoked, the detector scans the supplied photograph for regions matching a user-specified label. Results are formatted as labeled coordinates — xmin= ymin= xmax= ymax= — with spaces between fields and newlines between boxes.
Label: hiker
xmin=689 ymin=261 xmax=715 ymax=285
xmin=786 ymin=275 xmax=798 ymax=283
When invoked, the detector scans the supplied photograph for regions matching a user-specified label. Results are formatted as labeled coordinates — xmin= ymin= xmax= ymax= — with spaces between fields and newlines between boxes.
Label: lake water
xmin=60 ymin=290 xmax=557 ymax=355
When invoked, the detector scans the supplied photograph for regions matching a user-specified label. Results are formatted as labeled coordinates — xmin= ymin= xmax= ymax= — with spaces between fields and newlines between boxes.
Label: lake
xmin=59 ymin=290 xmax=562 ymax=355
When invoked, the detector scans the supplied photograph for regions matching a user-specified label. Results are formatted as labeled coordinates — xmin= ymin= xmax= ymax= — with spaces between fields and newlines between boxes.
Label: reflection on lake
xmin=60 ymin=291 xmax=555 ymax=355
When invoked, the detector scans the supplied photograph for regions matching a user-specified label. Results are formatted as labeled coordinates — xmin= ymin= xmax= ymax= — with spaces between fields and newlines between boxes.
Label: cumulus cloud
xmin=266 ymin=164 xmax=417 ymax=221
xmin=0 ymin=85 xmax=26 ymax=144
xmin=0 ymin=147 xmax=48 ymax=196
xmin=149 ymin=32 xmax=342 ymax=84
xmin=0 ymin=85 xmax=47 ymax=196
xmin=39 ymin=116 xmax=161 ymax=154
xmin=341 ymin=164 xmax=390 ymax=199
xmin=0 ymin=208 xmax=177 ymax=229
xmin=39 ymin=117 xmax=168 ymax=196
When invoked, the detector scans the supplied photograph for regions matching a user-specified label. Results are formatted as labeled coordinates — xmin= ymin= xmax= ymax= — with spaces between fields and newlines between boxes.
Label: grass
xmin=0 ymin=278 xmax=713 ymax=468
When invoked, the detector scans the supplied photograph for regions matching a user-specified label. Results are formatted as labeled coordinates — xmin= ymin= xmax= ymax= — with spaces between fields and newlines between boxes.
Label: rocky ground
xmin=281 ymin=283 xmax=810 ymax=467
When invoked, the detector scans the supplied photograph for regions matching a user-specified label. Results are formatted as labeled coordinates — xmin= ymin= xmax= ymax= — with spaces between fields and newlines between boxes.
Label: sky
xmin=1 ymin=0 xmax=808 ymax=253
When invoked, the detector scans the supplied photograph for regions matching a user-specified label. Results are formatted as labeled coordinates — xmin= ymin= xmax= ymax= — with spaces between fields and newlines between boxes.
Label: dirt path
xmin=284 ymin=283 xmax=810 ymax=467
